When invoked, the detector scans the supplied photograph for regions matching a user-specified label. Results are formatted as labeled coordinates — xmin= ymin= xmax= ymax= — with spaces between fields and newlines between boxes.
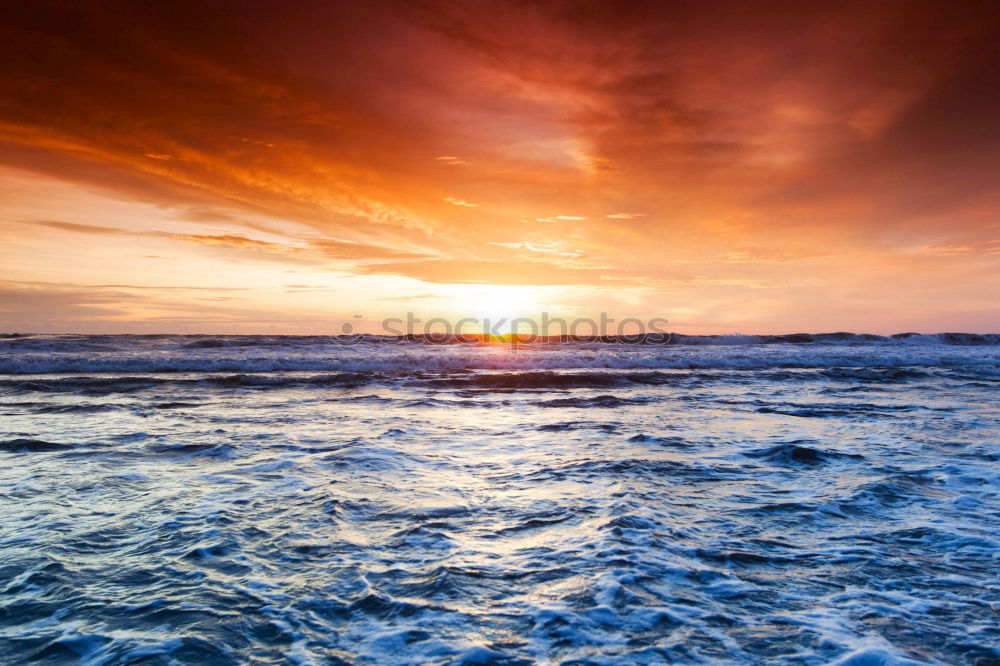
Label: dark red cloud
xmin=2 ymin=1 xmax=996 ymax=239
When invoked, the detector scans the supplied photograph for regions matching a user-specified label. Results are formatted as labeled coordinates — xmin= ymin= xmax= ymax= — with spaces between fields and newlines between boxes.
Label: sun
xmin=442 ymin=284 xmax=554 ymax=334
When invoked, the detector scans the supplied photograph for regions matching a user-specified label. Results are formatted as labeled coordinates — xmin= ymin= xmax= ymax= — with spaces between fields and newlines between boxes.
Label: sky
xmin=0 ymin=0 xmax=998 ymax=334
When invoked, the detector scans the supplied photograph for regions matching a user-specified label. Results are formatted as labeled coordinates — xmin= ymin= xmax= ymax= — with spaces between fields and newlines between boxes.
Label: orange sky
xmin=0 ymin=0 xmax=998 ymax=334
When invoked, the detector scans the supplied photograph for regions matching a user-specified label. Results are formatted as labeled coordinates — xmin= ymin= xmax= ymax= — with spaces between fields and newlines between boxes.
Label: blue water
xmin=0 ymin=335 xmax=998 ymax=664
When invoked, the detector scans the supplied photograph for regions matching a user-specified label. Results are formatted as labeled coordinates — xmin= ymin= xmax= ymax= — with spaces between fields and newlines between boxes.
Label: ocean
xmin=0 ymin=334 xmax=998 ymax=664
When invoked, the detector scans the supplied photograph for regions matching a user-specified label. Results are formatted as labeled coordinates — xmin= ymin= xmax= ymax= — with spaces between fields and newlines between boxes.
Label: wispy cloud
xmin=444 ymin=197 xmax=479 ymax=207
xmin=32 ymin=220 xmax=145 ymax=235
xmin=18 ymin=220 xmax=431 ymax=263
xmin=307 ymin=237 xmax=430 ymax=260
xmin=489 ymin=241 xmax=584 ymax=258
xmin=360 ymin=259 xmax=638 ymax=286
xmin=435 ymin=156 xmax=469 ymax=166
xmin=921 ymin=240 xmax=1000 ymax=256
xmin=174 ymin=232 xmax=432 ymax=261
xmin=169 ymin=233 xmax=298 ymax=253
xmin=605 ymin=213 xmax=646 ymax=220
xmin=534 ymin=215 xmax=586 ymax=223
xmin=0 ymin=279 xmax=249 ymax=292
xmin=374 ymin=293 xmax=439 ymax=301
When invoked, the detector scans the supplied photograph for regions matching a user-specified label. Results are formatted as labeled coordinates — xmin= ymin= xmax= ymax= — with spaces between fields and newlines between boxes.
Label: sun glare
xmin=444 ymin=284 xmax=554 ymax=333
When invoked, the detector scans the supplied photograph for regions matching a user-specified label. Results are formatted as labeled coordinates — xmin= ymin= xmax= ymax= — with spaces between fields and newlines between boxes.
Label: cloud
xmin=0 ymin=278 xmax=249 ymax=292
xmin=717 ymin=248 xmax=836 ymax=263
xmin=0 ymin=285 xmax=132 ymax=327
xmin=173 ymin=232 xmax=433 ymax=262
xmin=17 ymin=220 xmax=432 ymax=262
xmin=0 ymin=1 xmax=998 ymax=332
xmin=435 ymin=156 xmax=469 ymax=166
xmin=488 ymin=241 xmax=584 ymax=258
xmin=0 ymin=280 xmax=347 ymax=333
xmin=444 ymin=197 xmax=479 ymax=207
xmin=31 ymin=220 xmax=142 ymax=235
xmin=361 ymin=259 xmax=640 ymax=286
xmin=169 ymin=233 xmax=298 ymax=253
xmin=374 ymin=292 xmax=439 ymax=301
xmin=921 ymin=240 xmax=1000 ymax=256
xmin=534 ymin=215 xmax=586 ymax=223
xmin=0 ymin=1 xmax=462 ymax=250
xmin=307 ymin=238 xmax=431 ymax=260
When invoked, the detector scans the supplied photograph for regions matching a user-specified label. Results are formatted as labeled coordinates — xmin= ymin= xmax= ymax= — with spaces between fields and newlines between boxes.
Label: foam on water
xmin=0 ymin=335 xmax=998 ymax=664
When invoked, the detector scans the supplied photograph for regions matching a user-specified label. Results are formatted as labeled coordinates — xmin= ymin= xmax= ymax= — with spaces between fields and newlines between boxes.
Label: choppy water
xmin=1 ymin=335 xmax=998 ymax=665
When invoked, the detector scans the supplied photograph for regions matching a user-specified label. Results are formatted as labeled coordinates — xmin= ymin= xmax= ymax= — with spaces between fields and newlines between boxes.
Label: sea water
xmin=0 ymin=335 xmax=998 ymax=664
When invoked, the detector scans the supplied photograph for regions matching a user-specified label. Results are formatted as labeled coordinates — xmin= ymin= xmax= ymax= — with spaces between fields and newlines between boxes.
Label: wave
xmin=0 ymin=373 xmax=373 ymax=394
xmin=742 ymin=442 xmax=865 ymax=465
xmin=0 ymin=364 xmax=997 ymax=398
xmin=0 ymin=331 xmax=998 ymax=352
xmin=0 ymin=345 xmax=998 ymax=377
xmin=532 ymin=395 xmax=652 ymax=408
xmin=0 ymin=438 xmax=74 ymax=452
